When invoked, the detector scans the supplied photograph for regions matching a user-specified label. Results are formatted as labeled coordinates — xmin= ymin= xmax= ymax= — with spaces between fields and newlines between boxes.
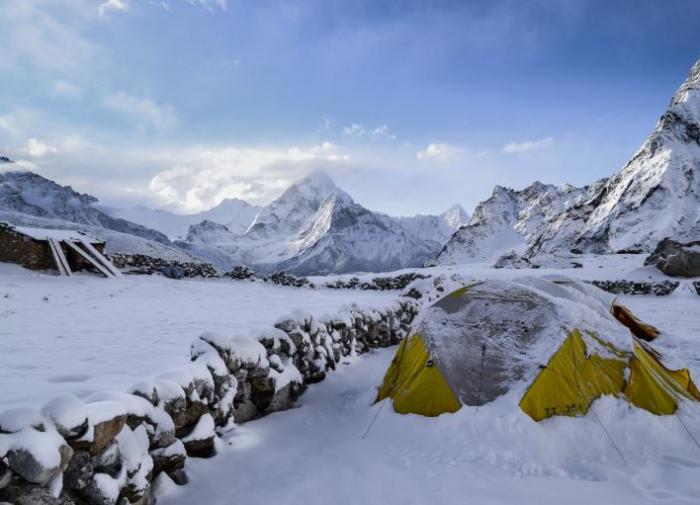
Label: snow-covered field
xmin=161 ymin=291 xmax=700 ymax=505
xmin=0 ymin=264 xmax=395 ymax=411
xmin=1 ymin=258 xmax=699 ymax=505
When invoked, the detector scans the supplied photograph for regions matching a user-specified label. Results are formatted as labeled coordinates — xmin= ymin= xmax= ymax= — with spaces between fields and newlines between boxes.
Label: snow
xmin=0 ymin=263 xmax=396 ymax=411
xmin=12 ymin=225 xmax=101 ymax=243
xmin=181 ymin=414 xmax=215 ymax=444
xmin=40 ymin=394 xmax=87 ymax=433
xmin=161 ymin=305 xmax=700 ymax=505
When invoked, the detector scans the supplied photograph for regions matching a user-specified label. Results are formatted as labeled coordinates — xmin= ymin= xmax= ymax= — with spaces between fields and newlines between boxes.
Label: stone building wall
xmin=0 ymin=223 xmax=106 ymax=274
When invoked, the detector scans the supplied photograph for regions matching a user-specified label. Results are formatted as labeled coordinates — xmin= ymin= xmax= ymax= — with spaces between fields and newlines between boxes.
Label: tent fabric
xmin=376 ymin=277 xmax=699 ymax=422
xmin=625 ymin=340 xmax=700 ymax=414
xmin=519 ymin=329 xmax=627 ymax=421
xmin=376 ymin=334 xmax=461 ymax=417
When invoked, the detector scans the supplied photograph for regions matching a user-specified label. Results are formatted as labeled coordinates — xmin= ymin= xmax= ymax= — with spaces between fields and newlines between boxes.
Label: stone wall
xmin=0 ymin=299 xmax=419 ymax=505
xmin=0 ymin=223 xmax=106 ymax=274
xmin=587 ymin=280 xmax=680 ymax=296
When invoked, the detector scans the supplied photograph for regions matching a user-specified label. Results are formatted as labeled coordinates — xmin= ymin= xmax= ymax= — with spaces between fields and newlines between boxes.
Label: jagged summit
xmin=0 ymin=156 xmax=12 ymax=164
xmin=437 ymin=57 xmax=700 ymax=265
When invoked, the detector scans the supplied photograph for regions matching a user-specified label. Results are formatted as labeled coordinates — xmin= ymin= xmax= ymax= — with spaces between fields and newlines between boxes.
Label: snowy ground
xmin=2 ymin=258 xmax=699 ymax=504
xmin=160 ymin=290 xmax=700 ymax=505
xmin=0 ymin=264 xmax=395 ymax=410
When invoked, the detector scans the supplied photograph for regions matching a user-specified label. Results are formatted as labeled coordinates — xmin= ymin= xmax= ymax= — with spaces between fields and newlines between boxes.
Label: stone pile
xmin=222 ymin=265 xmax=256 ymax=280
xmin=109 ymin=254 xmax=219 ymax=279
xmin=265 ymin=271 xmax=312 ymax=288
xmin=587 ymin=280 xmax=679 ymax=296
xmin=325 ymin=272 xmax=429 ymax=291
xmin=0 ymin=300 xmax=419 ymax=504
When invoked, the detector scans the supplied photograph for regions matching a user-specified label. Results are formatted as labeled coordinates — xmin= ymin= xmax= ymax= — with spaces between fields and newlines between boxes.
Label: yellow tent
xmin=376 ymin=277 xmax=699 ymax=420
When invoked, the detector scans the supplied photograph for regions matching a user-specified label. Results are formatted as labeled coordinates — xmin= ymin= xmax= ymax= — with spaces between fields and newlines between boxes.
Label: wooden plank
xmin=78 ymin=239 xmax=122 ymax=277
xmin=48 ymin=238 xmax=72 ymax=276
xmin=64 ymin=240 xmax=113 ymax=278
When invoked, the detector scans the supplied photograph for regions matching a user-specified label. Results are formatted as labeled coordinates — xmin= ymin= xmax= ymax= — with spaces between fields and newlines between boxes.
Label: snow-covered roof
xmin=9 ymin=224 xmax=103 ymax=243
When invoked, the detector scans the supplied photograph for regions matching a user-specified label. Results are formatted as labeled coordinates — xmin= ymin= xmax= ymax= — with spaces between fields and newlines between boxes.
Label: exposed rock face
xmin=644 ymin=238 xmax=700 ymax=277
xmin=437 ymin=182 xmax=589 ymax=264
xmin=437 ymin=58 xmax=700 ymax=265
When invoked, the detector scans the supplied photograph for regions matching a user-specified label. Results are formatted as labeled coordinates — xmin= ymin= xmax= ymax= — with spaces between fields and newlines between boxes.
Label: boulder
xmin=181 ymin=414 xmax=216 ymax=458
xmin=41 ymin=394 xmax=89 ymax=440
xmin=4 ymin=428 xmax=73 ymax=486
xmin=150 ymin=440 xmax=187 ymax=476
xmin=0 ymin=407 xmax=45 ymax=434
xmin=645 ymin=238 xmax=700 ymax=277
xmin=0 ymin=482 xmax=79 ymax=505
xmin=232 ymin=400 xmax=258 ymax=424
xmin=493 ymin=251 xmax=536 ymax=269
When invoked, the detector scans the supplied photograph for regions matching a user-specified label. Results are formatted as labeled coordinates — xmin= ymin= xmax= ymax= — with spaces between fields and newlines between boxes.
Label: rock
xmin=41 ymin=394 xmax=89 ymax=440
xmin=110 ymin=253 xmax=219 ymax=278
xmin=90 ymin=414 xmax=127 ymax=456
xmin=223 ymin=265 xmax=256 ymax=280
xmin=325 ymin=272 xmax=429 ymax=291
xmin=644 ymin=238 xmax=700 ymax=277
xmin=0 ymin=461 xmax=11 ymax=491
xmin=181 ymin=414 xmax=216 ymax=458
xmin=232 ymin=400 xmax=258 ymax=424
xmin=267 ymin=271 xmax=310 ymax=288
xmin=64 ymin=451 xmax=94 ymax=491
xmin=161 ymin=265 xmax=185 ymax=279
xmin=150 ymin=439 xmax=187 ymax=476
xmin=0 ymin=407 xmax=44 ymax=434
xmin=0 ymin=482 xmax=79 ymax=505
xmin=493 ymin=251 xmax=536 ymax=269
xmin=7 ymin=439 xmax=73 ymax=486
xmin=588 ymin=280 xmax=679 ymax=296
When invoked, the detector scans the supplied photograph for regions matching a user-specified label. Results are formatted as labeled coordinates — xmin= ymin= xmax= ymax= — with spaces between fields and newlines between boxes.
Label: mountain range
xmin=3 ymin=58 xmax=700 ymax=274
xmin=437 ymin=57 xmax=700 ymax=266
xmin=0 ymin=166 xmax=468 ymax=274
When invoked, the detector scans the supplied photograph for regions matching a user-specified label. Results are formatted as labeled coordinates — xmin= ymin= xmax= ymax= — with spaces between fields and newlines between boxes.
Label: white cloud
xmin=52 ymin=80 xmax=82 ymax=98
xmin=149 ymin=142 xmax=351 ymax=211
xmin=26 ymin=138 xmax=57 ymax=158
xmin=343 ymin=123 xmax=396 ymax=140
xmin=102 ymin=91 xmax=178 ymax=131
xmin=502 ymin=137 xmax=553 ymax=154
xmin=0 ymin=2 xmax=97 ymax=73
xmin=417 ymin=142 xmax=464 ymax=161
xmin=98 ymin=0 xmax=128 ymax=17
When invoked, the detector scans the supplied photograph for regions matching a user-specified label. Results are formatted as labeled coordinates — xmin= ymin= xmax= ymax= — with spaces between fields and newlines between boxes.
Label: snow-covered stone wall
xmin=0 ymin=299 xmax=419 ymax=504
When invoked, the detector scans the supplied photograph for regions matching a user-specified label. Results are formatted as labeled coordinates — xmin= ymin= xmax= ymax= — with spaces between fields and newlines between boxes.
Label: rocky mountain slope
xmin=182 ymin=171 xmax=455 ymax=274
xmin=438 ymin=57 xmax=700 ymax=265
xmin=0 ymin=171 xmax=170 ymax=244
xmin=437 ymin=182 xmax=589 ymax=264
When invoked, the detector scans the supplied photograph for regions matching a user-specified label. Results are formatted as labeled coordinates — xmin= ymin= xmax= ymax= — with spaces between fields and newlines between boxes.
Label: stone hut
xmin=0 ymin=222 xmax=119 ymax=277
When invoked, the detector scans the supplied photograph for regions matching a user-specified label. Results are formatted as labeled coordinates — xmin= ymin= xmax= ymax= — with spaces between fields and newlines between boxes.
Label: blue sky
xmin=1 ymin=0 xmax=699 ymax=216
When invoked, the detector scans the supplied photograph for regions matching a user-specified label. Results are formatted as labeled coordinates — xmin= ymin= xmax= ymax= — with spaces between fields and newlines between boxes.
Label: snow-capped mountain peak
xmin=437 ymin=57 xmax=700 ymax=266
xmin=441 ymin=204 xmax=469 ymax=230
